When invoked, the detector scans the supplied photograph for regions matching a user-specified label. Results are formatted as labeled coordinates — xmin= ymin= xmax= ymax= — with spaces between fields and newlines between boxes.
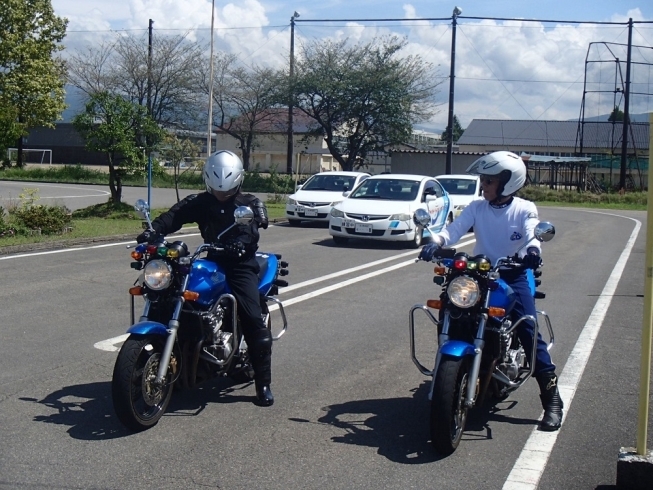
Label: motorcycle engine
xmin=498 ymin=348 xmax=526 ymax=380
xmin=201 ymin=308 xmax=233 ymax=363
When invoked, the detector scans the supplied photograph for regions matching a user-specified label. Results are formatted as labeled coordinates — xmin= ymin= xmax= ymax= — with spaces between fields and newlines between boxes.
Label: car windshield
xmin=349 ymin=179 xmax=420 ymax=201
xmin=301 ymin=174 xmax=356 ymax=191
xmin=437 ymin=178 xmax=477 ymax=195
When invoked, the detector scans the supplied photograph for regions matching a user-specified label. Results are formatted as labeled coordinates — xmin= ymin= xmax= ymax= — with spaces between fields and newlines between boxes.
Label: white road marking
xmin=503 ymin=216 xmax=641 ymax=490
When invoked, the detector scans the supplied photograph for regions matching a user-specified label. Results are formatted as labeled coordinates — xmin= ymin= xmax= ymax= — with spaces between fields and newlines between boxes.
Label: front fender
xmin=439 ymin=339 xmax=476 ymax=358
xmin=127 ymin=320 xmax=169 ymax=336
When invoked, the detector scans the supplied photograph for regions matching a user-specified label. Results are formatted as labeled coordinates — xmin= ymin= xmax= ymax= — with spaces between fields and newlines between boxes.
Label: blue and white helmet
xmin=204 ymin=150 xmax=244 ymax=200
xmin=466 ymin=151 xmax=526 ymax=197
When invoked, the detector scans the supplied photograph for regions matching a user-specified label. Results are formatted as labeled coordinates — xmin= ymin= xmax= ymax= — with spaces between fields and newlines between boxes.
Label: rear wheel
xmin=112 ymin=335 xmax=175 ymax=431
xmin=430 ymin=356 xmax=470 ymax=455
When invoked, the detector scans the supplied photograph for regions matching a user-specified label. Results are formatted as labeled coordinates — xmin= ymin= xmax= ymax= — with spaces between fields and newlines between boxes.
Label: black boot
xmin=250 ymin=329 xmax=274 ymax=407
xmin=255 ymin=380 xmax=274 ymax=407
xmin=536 ymin=372 xmax=563 ymax=431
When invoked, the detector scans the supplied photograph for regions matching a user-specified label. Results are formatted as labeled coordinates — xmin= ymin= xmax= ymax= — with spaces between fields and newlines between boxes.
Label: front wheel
xmin=409 ymin=226 xmax=423 ymax=248
xmin=430 ymin=356 xmax=470 ymax=455
xmin=112 ymin=335 xmax=175 ymax=431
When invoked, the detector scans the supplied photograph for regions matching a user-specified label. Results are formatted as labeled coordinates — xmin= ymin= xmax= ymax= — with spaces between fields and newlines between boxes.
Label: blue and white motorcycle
xmin=111 ymin=200 xmax=288 ymax=431
xmin=409 ymin=209 xmax=555 ymax=454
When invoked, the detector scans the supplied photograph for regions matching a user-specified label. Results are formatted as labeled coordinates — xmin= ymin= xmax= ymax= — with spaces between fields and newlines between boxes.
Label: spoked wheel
xmin=430 ymin=356 xmax=470 ymax=455
xmin=112 ymin=335 xmax=175 ymax=431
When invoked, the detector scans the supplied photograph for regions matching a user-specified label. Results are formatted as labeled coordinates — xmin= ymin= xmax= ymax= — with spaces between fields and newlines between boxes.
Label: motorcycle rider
xmin=136 ymin=150 xmax=275 ymax=407
xmin=418 ymin=150 xmax=563 ymax=431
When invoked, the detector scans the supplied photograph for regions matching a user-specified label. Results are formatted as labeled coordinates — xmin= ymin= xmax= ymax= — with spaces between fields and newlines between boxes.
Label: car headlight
xmin=287 ymin=197 xmax=297 ymax=206
xmin=389 ymin=213 xmax=411 ymax=221
xmin=143 ymin=260 xmax=173 ymax=290
xmin=330 ymin=207 xmax=345 ymax=218
xmin=447 ymin=275 xmax=480 ymax=308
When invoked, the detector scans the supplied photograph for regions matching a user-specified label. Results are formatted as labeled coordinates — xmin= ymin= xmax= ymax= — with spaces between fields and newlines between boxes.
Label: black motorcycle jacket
xmin=149 ymin=191 xmax=268 ymax=261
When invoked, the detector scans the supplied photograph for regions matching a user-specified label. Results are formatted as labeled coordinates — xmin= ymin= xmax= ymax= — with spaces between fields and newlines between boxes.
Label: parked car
xmin=285 ymin=171 xmax=370 ymax=226
xmin=434 ymin=174 xmax=482 ymax=219
xmin=328 ymin=174 xmax=451 ymax=248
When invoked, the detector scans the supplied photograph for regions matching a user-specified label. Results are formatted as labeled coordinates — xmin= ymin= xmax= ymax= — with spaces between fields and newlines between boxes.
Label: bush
xmin=12 ymin=205 xmax=72 ymax=235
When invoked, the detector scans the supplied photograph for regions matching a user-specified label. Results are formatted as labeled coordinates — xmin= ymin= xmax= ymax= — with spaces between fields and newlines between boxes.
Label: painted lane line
xmin=95 ymin=238 xmax=477 ymax=351
xmin=503 ymin=216 xmax=641 ymax=490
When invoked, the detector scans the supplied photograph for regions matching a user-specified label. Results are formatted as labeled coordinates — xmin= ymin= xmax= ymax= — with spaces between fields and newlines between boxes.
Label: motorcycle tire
xmin=430 ymin=355 xmax=470 ymax=455
xmin=112 ymin=335 xmax=175 ymax=432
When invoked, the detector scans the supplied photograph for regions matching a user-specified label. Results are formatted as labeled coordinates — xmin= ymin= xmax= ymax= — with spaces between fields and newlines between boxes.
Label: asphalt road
xmin=0 ymin=206 xmax=652 ymax=489
xmin=0 ymin=180 xmax=271 ymax=211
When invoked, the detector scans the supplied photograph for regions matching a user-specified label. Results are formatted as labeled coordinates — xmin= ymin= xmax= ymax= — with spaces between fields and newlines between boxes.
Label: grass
xmin=0 ymin=201 xmax=287 ymax=250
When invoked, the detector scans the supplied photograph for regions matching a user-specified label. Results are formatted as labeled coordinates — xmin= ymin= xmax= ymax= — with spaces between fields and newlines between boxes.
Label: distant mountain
xmin=574 ymin=112 xmax=650 ymax=123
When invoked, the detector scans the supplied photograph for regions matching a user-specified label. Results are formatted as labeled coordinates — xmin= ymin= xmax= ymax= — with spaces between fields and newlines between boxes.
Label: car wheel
xmin=446 ymin=213 xmax=454 ymax=226
xmin=333 ymin=236 xmax=349 ymax=245
xmin=410 ymin=226 xmax=423 ymax=249
xmin=288 ymin=219 xmax=302 ymax=227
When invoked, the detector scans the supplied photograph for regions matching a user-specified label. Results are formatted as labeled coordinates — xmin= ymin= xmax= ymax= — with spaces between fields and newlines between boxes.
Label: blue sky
xmin=53 ymin=1 xmax=652 ymax=130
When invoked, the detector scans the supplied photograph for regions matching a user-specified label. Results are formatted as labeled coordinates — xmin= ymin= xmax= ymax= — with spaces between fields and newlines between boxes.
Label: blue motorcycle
xmin=112 ymin=200 xmax=288 ymax=431
xmin=409 ymin=209 xmax=555 ymax=454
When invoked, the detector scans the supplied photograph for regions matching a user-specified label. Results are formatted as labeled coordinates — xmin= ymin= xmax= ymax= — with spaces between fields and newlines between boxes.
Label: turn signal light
xmin=129 ymin=286 xmax=144 ymax=296
xmin=182 ymin=290 xmax=200 ymax=301
xmin=426 ymin=299 xmax=442 ymax=309
xmin=488 ymin=307 xmax=506 ymax=317
xmin=131 ymin=251 xmax=143 ymax=260
xmin=433 ymin=266 xmax=446 ymax=275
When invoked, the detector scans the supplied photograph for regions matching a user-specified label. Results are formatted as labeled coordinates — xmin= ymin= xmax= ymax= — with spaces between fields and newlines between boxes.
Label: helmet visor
xmin=209 ymin=186 xmax=238 ymax=201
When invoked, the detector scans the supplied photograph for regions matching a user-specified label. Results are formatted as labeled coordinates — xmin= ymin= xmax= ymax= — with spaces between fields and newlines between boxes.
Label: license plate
xmin=343 ymin=219 xmax=355 ymax=228
xmin=355 ymin=223 xmax=373 ymax=233
xmin=304 ymin=208 xmax=318 ymax=217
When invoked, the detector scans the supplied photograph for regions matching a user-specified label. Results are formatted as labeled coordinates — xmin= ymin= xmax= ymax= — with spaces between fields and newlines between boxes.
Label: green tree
xmin=441 ymin=115 xmax=465 ymax=143
xmin=158 ymin=133 xmax=201 ymax=202
xmin=608 ymin=106 xmax=625 ymax=122
xmin=293 ymin=35 xmax=442 ymax=171
xmin=73 ymin=91 xmax=164 ymax=203
xmin=0 ymin=0 xmax=67 ymax=167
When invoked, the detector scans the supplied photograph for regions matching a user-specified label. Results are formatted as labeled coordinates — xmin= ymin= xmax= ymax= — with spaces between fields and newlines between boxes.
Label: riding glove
xmin=224 ymin=238 xmax=246 ymax=258
xmin=418 ymin=242 xmax=440 ymax=262
xmin=522 ymin=247 xmax=542 ymax=269
xmin=136 ymin=229 xmax=163 ymax=244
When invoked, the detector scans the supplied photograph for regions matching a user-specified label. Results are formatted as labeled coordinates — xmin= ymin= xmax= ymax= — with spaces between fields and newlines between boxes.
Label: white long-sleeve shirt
xmin=432 ymin=197 xmax=541 ymax=265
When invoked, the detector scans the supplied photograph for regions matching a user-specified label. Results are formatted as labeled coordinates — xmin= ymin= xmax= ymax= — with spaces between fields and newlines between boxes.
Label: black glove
xmin=522 ymin=247 xmax=542 ymax=269
xmin=136 ymin=229 xmax=163 ymax=244
xmin=418 ymin=242 xmax=440 ymax=262
xmin=224 ymin=238 xmax=246 ymax=258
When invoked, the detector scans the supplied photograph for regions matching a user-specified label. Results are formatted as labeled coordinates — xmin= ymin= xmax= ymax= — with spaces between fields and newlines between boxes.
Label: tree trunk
xmin=16 ymin=135 xmax=24 ymax=168
xmin=108 ymin=155 xmax=120 ymax=203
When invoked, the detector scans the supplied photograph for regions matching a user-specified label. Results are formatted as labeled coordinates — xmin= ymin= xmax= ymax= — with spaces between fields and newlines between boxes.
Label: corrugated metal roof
xmin=457 ymin=119 xmax=649 ymax=151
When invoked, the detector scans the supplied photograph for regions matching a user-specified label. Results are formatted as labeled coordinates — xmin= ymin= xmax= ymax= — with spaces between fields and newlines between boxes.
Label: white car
xmin=435 ymin=174 xmax=482 ymax=219
xmin=328 ymin=174 xmax=451 ymax=248
xmin=285 ymin=171 xmax=370 ymax=226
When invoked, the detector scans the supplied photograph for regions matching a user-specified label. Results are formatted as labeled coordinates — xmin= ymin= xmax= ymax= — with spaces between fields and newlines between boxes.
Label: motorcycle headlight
xmin=143 ymin=260 xmax=173 ymax=290
xmin=447 ymin=275 xmax=480 ymax=308
xmin=330 ymin=207 xmax=345 ymax=218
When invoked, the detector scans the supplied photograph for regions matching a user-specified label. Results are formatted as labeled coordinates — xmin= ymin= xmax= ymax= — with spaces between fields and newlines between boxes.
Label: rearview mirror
xmin=134 ymin=199 xmax=150 ymax=219
xmin=413 ymin=208 xmax=431 ymax=228
xmin=234 ymin=206 xmax=254 ymax=224
xmin=534 ymin=222 xmax=555 ymax=242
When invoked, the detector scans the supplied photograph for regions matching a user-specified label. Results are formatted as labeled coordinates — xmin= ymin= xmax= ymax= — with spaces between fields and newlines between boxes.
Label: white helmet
xmin=204 ymin=150 xmax=244 ymax=200
xmin=466 ymin=151 xmax=526 ymax=197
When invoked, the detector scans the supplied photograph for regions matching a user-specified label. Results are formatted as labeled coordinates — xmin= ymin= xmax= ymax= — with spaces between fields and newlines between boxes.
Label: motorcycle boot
xmin=536 ymin=371 xmax=564 ymax=431
xmin=249 ymin=328 xmax=274 ymax=407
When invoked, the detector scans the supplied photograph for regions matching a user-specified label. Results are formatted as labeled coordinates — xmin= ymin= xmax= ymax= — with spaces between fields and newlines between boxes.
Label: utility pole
xmin=445 ymin=7 xmax=462 ymax=175
xmin=619 ymin=18 xmax=633 ymax=191
xmin=287 ymin=12 xmax=300 ymax=174
xmin=207 ymin=0 xmax=216 ymax=158
xmin=147 ymin=19 xmax=153 ymax=207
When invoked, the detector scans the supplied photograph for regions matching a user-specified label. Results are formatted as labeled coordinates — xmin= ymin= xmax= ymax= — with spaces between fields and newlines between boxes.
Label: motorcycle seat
xmin=255 ymin=255 xmax=270 ymax=281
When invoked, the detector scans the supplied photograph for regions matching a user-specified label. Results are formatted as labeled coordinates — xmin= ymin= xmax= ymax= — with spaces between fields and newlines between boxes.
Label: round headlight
xmin=447 ymin=275 xmax=480 ymax=308
xmin=143 ymin=260 xmax=173 ymax=290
